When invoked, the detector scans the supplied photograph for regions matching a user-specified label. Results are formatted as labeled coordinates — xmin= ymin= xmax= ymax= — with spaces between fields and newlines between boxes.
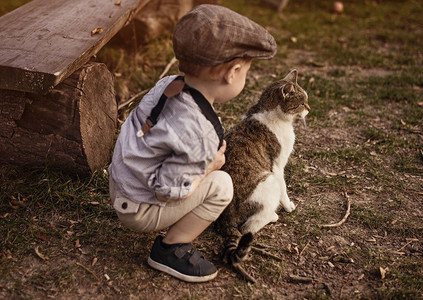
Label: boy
xmin=109 ymin=4 xmax=276 ymax=282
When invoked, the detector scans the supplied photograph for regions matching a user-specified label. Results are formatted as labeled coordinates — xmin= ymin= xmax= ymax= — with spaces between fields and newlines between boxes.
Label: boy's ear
xmin=224 ymin=64 xmax=242 ymax=84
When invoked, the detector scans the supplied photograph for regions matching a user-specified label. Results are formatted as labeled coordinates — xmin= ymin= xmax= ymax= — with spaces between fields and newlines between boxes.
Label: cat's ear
xmin=284 ymin=69 xmax=298 ymax=84
xmin=281 ymin=83 xmax=295 ymax=98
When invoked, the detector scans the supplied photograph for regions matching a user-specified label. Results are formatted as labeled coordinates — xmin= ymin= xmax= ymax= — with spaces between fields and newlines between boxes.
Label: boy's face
xmin=215 ymin=60 xmax=252 ymax=104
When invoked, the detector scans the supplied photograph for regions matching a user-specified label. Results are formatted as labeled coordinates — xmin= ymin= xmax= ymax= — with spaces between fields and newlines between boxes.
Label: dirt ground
xmin=1 ymin=0 xmax=422 ymax=299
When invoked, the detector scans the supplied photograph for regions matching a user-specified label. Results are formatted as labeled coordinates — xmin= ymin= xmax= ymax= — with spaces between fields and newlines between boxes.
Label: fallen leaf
xmin=379 ymin=267 xmax=387 ymax=279
xmin=36 ymin=234 xmax=48 ymax=241
xmin=114 ymin=0 xmax=121 ymax=5
xmin=91 ymin=27 xmax=104 ymax=36
xmin=0 ymin=213 xmax=10 ymax=218
xmin=286 ymin=244 xmax=299 ymax=254
xmin=75 ymin=239 xmax=81 ymax=248
xmin=35 ymin=246 xmax=48 ymax=260
xmin=358 ymin=274 xmax=365 ymax=280
xmin=92 ymin=257 xmax=98 ymax=266
xmin=8 ymin=201 xmax=19 ymax=210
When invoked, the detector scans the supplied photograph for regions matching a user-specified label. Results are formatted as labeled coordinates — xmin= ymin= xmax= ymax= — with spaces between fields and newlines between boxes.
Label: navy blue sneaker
xmin=147 ymin=236 xmax=218 ymax=282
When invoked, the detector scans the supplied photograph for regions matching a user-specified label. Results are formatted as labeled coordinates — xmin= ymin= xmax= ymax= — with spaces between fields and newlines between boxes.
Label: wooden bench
xmin=0 ymin=0 xmax=151 ymax=175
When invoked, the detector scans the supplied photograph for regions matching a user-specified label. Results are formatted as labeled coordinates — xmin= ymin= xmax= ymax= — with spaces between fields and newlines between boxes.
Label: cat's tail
xmin=223 ymin=232 xmax=256 ymax=283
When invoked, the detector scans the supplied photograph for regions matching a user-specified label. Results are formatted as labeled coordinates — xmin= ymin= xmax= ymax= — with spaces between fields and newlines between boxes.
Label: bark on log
xmin=0 ymin=62 xmax=117 ymax=176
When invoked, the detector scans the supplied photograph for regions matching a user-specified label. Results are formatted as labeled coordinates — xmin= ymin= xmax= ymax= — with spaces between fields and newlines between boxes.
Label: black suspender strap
xmin=138 ymin=76 xmax=224 ymax=149
xmin=147 ymin=75 xmax=185 ymax=127
xmin=183 ymin=85 xmax=224 ymax=149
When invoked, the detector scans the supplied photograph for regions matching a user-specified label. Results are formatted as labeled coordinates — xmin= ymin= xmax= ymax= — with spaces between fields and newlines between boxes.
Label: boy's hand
xmin=156 ymin=141 xmax=227 ymax=203
xmin=207 ymin=140 xmax=226 ymax=174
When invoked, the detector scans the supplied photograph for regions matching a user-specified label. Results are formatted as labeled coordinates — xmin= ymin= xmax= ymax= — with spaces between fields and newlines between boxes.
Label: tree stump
xmin=0 ymin=62 xmax=117 ymax=176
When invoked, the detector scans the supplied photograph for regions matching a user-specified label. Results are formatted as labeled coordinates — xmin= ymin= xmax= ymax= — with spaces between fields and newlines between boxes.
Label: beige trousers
xmin=109 ymin=170 xmax=233 ymax=233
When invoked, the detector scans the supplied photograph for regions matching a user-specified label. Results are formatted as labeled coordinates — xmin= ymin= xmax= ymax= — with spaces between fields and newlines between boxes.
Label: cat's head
xmin=248 ymin=70 xmax=310 ymax=118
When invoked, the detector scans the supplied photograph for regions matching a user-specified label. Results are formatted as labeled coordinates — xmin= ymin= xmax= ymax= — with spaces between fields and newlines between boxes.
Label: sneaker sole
xmin=147 ymin=257 xmax=218 ymax=283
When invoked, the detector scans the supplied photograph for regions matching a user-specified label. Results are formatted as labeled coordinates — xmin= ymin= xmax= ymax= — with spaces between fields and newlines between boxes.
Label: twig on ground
xmin=254 ymin=242 xmax=271 ymax=249
xmin=299 ymin=241 xmax=310 ymax=257
xmin=76 ymin=262 xmax=101 ymax=282
xmin=397 ymin=240 xmax=414 ymax=252
xmin=118 ymin=56 xmax=177 ymax=111
xmin=232 ymin=263 xmax=257 ymax=283
xmin=289 ymin=274 xmax=313 ymax=283
xmin=117 ymin=89 xmax=149 ymax=110
xmin=340 ymin=276 xmax=353 ymax=299
xmin=159 ymin=56 xmax=177 ymax=79
xmin=251 ymin=246 xmax=282 ymax=261
xmin=76 ymin=262 xmax=107 ymax=294
xmin=34 ymin=246 xmax=48 ymax=260
xmin=319 ymin=192 xmax=351 ymax=228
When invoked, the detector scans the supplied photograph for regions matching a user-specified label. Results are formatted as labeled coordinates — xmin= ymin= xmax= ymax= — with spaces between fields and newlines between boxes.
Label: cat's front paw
xmin=283 ymin=201 xmax=296 ymax=213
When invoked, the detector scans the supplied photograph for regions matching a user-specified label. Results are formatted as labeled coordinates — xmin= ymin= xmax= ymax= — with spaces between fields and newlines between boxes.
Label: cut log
xmin=0 ymin=62 xmax=117 ymax=176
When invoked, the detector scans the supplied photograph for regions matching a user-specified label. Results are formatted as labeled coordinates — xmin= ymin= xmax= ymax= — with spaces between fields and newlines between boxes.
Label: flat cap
xmin=173 ymin=4 xmax=277 ymax=66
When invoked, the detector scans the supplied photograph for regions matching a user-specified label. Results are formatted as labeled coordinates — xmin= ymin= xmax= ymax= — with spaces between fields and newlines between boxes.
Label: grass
xmin=1 ymin=0 xmax=423 ymax=299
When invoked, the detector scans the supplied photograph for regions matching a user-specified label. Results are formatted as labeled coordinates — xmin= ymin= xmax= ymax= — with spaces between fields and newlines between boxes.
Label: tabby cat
xmin=215 ymin=69 xmax=310 ymax=282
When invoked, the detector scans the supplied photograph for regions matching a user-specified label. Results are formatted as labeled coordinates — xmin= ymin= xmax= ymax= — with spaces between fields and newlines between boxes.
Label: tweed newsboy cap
xmin=173 ymin=4 xmax=277 ymax=66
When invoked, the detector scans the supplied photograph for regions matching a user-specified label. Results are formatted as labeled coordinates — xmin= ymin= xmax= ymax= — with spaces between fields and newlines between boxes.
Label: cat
xmin=215 ymin=69 xmax=310 ymax=283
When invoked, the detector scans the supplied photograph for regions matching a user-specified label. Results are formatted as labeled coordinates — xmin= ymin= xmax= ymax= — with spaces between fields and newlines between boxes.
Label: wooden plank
xmin=0 ymin=0 xmax=150 ymax=94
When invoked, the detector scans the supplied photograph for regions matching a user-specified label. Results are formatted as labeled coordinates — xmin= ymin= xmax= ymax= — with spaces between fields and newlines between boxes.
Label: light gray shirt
xmin=109 ymin=75 xmax=220 ymax=206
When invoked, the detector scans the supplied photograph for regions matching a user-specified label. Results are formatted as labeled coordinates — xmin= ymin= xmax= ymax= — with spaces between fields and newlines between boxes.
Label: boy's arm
xmin=155 ymin=140 xmax=226 ymax=202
